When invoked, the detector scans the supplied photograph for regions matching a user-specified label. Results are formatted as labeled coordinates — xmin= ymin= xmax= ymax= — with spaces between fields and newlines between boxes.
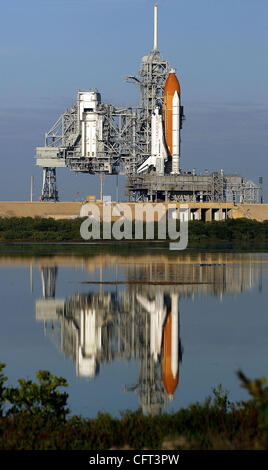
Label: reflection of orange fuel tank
xmin=162 ymin=310 xmax=179 ymax=396
xmin=164 ymin=71 xmax=181 ymax=159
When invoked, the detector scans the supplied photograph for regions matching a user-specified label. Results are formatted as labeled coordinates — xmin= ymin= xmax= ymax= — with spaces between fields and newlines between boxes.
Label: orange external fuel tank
xmin=162 ymin=310 xmax=179 ymax=396
xmin=164 ymin=71 xmax=181 ymax=159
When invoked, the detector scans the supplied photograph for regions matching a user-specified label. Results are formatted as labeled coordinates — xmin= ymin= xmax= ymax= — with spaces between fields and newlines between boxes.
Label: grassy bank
xmin=0 ymin=364 xmax=268 ymax=450
xmin=0 ymin=216 xmax=267 ymax=243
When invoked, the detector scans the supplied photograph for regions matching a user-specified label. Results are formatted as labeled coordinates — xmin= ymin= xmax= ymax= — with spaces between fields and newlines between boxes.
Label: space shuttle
xmin=137 ymin=5 xmax=183 ymax=175
xmin=137 ymin=107 xmax=169 ymax=175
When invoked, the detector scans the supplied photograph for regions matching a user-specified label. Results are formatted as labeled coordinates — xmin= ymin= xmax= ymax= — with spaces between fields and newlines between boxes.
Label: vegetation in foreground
xmin=0 ymin=363 xmax=268 ymax=450
xmin=0 ymin=216 xmax=267 ymax=243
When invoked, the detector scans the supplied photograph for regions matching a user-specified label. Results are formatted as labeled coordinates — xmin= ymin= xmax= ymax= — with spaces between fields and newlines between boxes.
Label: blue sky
xmin=0 ymin=0 xmax=267 ymax=201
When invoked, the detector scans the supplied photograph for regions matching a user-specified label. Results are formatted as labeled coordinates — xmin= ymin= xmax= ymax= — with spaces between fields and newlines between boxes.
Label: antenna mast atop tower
xmin=154 ymin=3 xmax=158 ymax=50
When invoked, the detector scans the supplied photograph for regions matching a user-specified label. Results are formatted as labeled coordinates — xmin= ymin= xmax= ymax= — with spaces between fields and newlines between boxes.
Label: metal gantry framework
xmin=37 ymin=47 xmax=171 ymax=188
xmin=36 ymin=5 xmax=261 ymax=203
xmin=126 ymin=48 xmax=171 ymax=163
xmin=35 ymin=5 xmax=172 ymax=200
xmin=126 ymin=172 xmax=260 ymax=203
xmin=41 ymin=168 xmax=59 ymax=201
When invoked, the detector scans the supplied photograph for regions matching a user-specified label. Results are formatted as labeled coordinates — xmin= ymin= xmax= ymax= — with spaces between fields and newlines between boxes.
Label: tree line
xmin=0 ymin=216 xmax=267 ymax=242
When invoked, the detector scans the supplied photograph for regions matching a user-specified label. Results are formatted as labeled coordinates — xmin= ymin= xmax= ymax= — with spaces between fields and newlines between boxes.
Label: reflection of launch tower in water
xmin=35 ymin=255 xmax=265 ymax=414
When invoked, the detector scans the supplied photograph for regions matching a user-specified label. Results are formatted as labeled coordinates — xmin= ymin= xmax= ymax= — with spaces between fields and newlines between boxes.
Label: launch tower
xmin=36 ymin=3 xmax=260 ymax=204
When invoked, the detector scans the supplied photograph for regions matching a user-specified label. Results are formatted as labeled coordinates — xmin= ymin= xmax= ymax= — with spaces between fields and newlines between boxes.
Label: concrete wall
xmin=0 ymin=202 xmax=82 ymax=219
xmin=232 ymin=204 xmax=268 ymax=222
xmin=81 ymin=201 xmax=268 ymax=222
xmin=0 ymin=201 xmax=267 ymax=221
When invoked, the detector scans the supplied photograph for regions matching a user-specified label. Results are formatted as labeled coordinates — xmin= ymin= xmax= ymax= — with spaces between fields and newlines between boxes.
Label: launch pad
xmin=36 ymin=4 xmax=261 ymax=205
xmin=127 ymin=171 xmax=260 ymax=203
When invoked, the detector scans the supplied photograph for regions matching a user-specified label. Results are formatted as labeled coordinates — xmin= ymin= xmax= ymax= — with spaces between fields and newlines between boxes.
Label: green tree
xmin=4 ymin=370 xmax=69 ymax=421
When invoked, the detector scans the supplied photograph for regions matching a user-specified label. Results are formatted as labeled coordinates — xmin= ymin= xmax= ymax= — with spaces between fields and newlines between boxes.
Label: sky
xmin=0 ymin=0 xmax=267 ymax=201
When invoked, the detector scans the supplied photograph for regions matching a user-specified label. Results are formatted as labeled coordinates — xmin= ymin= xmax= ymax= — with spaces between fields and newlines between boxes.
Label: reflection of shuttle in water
xmin=136 ymin=292 xmax=181 ymax=398
xmin=162 ymin=295 xmax=179 ymax=397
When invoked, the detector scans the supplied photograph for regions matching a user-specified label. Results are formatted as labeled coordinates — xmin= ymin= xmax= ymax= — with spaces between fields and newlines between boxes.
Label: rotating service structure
xmin=36 ymin=4 xmax=260 ymax=204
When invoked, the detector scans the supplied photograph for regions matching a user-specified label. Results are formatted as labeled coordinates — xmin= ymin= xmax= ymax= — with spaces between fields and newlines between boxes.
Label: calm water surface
xmin=0 ymin=247 xmax=267 ymax=417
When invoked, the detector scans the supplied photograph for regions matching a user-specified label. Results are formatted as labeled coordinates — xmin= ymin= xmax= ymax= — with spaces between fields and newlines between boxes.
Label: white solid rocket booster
xmin=172 ymin=91 xmax=180 ymax=174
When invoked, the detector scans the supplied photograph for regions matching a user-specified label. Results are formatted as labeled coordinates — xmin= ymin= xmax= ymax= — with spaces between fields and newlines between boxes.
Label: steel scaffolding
xmin=35 ymin=5 xmax=260 ymax=204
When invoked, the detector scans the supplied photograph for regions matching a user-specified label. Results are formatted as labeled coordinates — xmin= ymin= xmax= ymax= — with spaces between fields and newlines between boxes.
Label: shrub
xmin=0 ymin=365 xmax=69 ymax=421
xmin=0 ymin=363 xmax=268 ymax=449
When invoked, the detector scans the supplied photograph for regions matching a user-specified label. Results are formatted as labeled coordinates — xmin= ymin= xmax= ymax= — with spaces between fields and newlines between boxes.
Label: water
xmin=0 ymin=245 xmax=267 ymax=417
